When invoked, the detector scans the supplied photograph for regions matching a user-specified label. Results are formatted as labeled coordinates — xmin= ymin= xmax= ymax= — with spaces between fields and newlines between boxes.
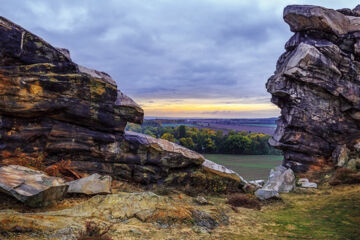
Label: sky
xmin=0 ymin=0 xmax=359 ymax=118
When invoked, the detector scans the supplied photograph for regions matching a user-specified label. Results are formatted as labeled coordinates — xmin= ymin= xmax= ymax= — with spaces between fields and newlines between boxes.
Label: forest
xmin=126 ymin=123 xmax=281 ymax=155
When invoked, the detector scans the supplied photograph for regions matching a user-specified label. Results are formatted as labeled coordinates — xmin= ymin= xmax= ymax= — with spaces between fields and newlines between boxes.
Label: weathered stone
xmin=67 ymin=173 xmax=112 ymax=195
xmin=298 ymin=178 xmax=317 ymax=188
xmin=267 ymin=5 xmax=360 ymax=173
xmin=346 ymin=158 xmax=360 ymax=171
xmin=0 ymin=165 xmax=68 ymax=207
xmin=255 ymin=166 xmax=295 ymax=200
xmin=284 ymin=5 xmax=360 ymax=36
xmin=249 ymin=180 xmax=265 ymax=187
xmin=332 ymin=145 xmax=350 ymax=167
xmin=194 ymin=196 xmax=209 ymax=205
xmin=0 ymin=192 xmax=229 ymax=233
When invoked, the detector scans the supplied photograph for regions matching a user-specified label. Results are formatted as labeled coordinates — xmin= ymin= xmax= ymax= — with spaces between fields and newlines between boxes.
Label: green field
xmin=204 ymin=154 xmax=283 ymax=180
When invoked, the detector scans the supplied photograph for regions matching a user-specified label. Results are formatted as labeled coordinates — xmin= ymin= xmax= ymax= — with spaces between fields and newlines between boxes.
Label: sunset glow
xmin=139 ymin=98 xmax=279 ymax=118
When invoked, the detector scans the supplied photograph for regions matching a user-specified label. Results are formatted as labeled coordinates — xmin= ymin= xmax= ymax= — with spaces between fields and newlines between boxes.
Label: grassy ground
xmin=204 ymin=154 xmax=283 ymax=180
xmin=2 ymin=184 xmax=359 ymax=240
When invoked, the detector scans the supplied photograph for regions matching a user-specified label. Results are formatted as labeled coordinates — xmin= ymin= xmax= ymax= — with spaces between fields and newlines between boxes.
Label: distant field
xmin=204 ymin=154 xmax=283 ymax=180
xmin=161 ymin=123 xmax=197 ymax=127
xmin=200 ymin=123 xmax=276 ymax=135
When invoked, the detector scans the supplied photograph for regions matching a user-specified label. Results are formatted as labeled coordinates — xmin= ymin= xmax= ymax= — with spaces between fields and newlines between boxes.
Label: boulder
xmin=255 ymin=165 xmax=295 ymax=200
xmin=67 ymin=173 xmax=112 ymax=195
xmin=284 ymin=5 xmax=360 ymax=36
xmin=298 ymin=178 xmax=318 ymax=188
xmin=267 ymin=4 xmax=360 ymax=173
xmin=0 ymin=165 xmax=68 ymax=207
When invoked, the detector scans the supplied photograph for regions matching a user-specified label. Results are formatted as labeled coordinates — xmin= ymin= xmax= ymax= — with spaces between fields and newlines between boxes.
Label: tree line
xmin=126 ymin=124 xmax=281 ymax=155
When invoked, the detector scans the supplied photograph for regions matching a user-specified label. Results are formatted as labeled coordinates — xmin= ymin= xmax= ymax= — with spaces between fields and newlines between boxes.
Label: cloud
xmin=0 ymin=0 xmax=359 ymax=117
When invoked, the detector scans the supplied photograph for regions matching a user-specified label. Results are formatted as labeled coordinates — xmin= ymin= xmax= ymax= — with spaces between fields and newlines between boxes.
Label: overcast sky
xmin=1 ymin=0 xmax=359 ymax=118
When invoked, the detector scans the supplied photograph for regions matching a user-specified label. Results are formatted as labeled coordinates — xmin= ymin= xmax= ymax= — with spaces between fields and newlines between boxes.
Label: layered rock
xmin=267 ymin=5 xmax=360 ymax=173
xmin=0 ymin=165 xmax=67 ymax=207
xmin=0 ymin=16 xmax=246 ymax=192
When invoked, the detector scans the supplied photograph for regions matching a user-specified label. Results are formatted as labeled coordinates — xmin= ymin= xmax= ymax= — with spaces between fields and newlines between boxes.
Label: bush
xmin=329 ymin=168 xmax=360 ymax=186
xmin=226 ymin=193 xmax=261 ymax=210
xmin=77 ymin=221 xmax=112 ymax=240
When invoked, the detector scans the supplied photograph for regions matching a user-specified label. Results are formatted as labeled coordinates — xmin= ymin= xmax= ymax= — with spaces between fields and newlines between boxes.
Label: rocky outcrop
xmin=0 ymin=16 xmax=246 ymax=192
xmin=267 ymin=5 xmax=360 ymax=173
xmin=0 ymin=165 xmax=67 ymax=207
xmin=0 ymin=192 xmax=230 ymax=237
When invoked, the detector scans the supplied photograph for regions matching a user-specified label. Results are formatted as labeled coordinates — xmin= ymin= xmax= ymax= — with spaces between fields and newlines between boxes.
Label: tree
xmin=179 ymin=137 xmax=195 ymax=149
xmin=161 ymin=133 xmax=176 ymax=142
xmin=177 ymin=125 xmax=187 ymax=138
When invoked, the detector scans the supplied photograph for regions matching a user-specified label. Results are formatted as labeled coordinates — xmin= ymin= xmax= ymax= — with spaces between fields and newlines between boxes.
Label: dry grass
xmin=329 ymin=168 xmax=360 ymax=186
xmin=77 ymin=221 xmax=112 ymax=240
xmin=45 ymin=160 xmax=83 ymax=181
xmin=226 ymin=193 xmax=261 ymax=210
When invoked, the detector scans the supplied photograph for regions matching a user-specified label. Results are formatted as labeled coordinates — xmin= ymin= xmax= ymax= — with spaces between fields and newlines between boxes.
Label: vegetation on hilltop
xmin=126 ymin=123 xmax=281 ymax=155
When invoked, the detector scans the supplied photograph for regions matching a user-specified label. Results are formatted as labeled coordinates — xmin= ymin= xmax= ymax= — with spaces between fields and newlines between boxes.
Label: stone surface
xmin=255 ymin=166 xmax=295 ymax=200
xmin=249 ymin=180 xmax=265 ymax=188
xmin=0 ymin=192 xmax=229 ymax=234
xmin=67 ymin=173 xmax=112 ymax=195
xmin=267 ymin=4 xmax=360 ymax=173
xmin=298 ymin=178 xmax=318 ymax=188
xmin=346 ymin=158 xmax=360 ymax=170
xmin=0 ymin=165 xmax=67 ymax=207
xmin=194 ymin=196 xmax=209 ymax=205
xmin=333 ymin=145 xmax=350 ymax=167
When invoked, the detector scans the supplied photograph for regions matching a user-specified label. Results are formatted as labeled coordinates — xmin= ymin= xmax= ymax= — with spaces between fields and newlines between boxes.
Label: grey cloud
xmin=0 ymin=0 xmax=359 ymax=115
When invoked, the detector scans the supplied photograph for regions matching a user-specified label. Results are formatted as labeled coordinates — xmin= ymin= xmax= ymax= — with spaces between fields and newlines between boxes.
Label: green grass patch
xmin=262 ymin=186 xmax=360 ymax=239
xmin=204 ymin=154 xmax=283 ymax=180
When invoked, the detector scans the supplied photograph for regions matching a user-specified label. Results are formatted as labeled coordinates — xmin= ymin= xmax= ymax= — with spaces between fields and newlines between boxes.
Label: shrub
xmin=77 ymin=221 xmax=112 ymax=240
xmin=329 ymin=168 xmax=360 ymax=186
xmin=226 ymin=193 xmax=261 ymax=210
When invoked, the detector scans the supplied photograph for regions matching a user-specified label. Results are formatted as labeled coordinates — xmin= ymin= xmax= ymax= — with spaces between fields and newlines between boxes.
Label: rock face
xmin=0 ymin=165 xmax=68 ymax=207
xmin=267 ymin=5 xmax=360 ymax=173
xmin=0 ymin=17 xmax=245 ymax=192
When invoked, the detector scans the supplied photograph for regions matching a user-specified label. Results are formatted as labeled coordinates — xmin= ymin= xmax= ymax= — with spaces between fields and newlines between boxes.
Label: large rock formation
xmin=0 ymin=17 xmax=246 ymax=192
xmin=267 ymin=5 xmax=360 ymax=173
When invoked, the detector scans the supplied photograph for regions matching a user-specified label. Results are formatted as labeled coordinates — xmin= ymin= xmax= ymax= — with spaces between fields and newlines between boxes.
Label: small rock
xmin=346 ymin=158 xmax=360 ymax=171
xmin=67 ymin=173 xmax=112 ymax=195
xmin=192 ymin=226 xmax=210 ymax=234
xmin=297 ymin=178 xmax=317 ymax=188
xmin=255 ymin=189 xmax=280 ymax=200
xmin=194 ymin=196 xmax=209 ymax=205
xmin=249 ymin=179 xmax=265 ymax=189
xmin=129 ymin=229 xmax=142 ymax=235
xmin=0 ymin=165 xmax=68 ymax=207
xmin=354 ymin=142 xmax=360 ymax=152
xmin=332 ymin=145 xmax=350 ymax=167
xmin=301 ymin=182 xmax=318 ymax=188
